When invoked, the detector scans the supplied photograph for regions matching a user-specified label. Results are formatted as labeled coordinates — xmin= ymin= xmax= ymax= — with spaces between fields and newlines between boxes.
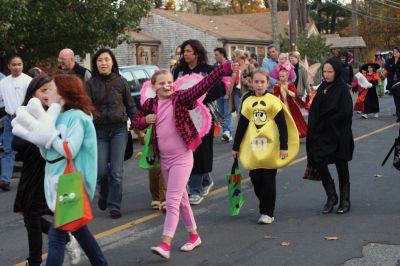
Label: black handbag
xmin=124 ymin=131 xmax=133 ymax=161
xmin=303 ymin=165 xmax=321 ymax=181
xmin=381 ymin=138 xmax=400 ymax=171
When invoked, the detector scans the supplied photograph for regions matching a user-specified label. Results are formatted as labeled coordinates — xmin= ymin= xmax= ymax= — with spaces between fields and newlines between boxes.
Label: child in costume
xmin=352 ymin=72 xmax=372 ymax=114
xmin=134 ymin=129 xmax=167 ymax=211
xmin=273 ymin=69 xmax=307 ymax=138
xmin=232 ymin=69 xmax=299 ymax=224
xmin=12 ymin=75 xmax=108 ymax=266
xmin=133 ymin=61 xmax=238 ymax=260
xmin=360 ymin=63 xmax=380 ymax=119
xmin=269 ymin=53 xmax=296 ymax=83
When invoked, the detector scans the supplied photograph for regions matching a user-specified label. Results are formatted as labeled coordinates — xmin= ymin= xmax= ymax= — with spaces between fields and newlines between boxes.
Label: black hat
xmin=359 ymin=62 xmax=380 ymax=72
xmin=22 ymin=75 xmax=52 ymax=106
xmin=250 ymin=53 xmax=257 ymax=60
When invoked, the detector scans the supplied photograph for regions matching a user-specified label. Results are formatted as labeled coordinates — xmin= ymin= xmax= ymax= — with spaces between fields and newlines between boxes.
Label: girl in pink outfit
xmin=269 ymin=53 xmax=297 ymax=82
xmin=132 ymin=61 xmax=237 ymax=260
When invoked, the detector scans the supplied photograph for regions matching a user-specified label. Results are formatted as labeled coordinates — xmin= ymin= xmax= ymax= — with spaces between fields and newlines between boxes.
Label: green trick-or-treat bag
xmin=226 ymin=158 xmax=244 ymax=216
xmin=54 ymin=141 xmax=93 ymax=232
xmin=138 ymin=125 xmax=160 ymax=170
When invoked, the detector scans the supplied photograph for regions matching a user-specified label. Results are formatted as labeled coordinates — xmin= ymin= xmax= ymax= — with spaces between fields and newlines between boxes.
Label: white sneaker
xmin=151 ymin=246 xmax=170 ymax=260
xmin=159 ymin=201 xmax=166 ymax=212
xmin=202 ymin=181 xmax=214 ymax=196
xmin=151 ymin=201 xmax=160 ymax=210
xmin=180 ymin=237 xmax=202 ymax=252
xmin=361 ymin=114 xmax=368 ymax=119
xmin=257 ymin=215 xmax=274 ymax=224
xmin=189 ymin=194 xmax=204 ymax=205
xmin=374 ymin=113 xmax=379 ymax=118
xmin=222 ymin=131 xmax=232 ymax=142
xmin=65 ymin=234 xmax=81 ymax=265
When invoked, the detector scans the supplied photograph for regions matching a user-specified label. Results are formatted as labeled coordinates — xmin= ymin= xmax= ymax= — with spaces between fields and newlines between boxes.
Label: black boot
xmin=321 ymin=178 xmax=338 ymax=214
xmin=337 ymin=183 xmax=351 ymax=214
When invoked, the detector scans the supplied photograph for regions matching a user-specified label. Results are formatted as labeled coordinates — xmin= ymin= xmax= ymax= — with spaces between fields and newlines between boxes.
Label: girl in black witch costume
xmin=306 ymin=57 xmax=354 ymax=214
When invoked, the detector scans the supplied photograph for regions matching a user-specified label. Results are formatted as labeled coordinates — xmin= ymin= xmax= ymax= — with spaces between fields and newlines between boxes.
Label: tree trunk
xmin=351 ymin=0 xmax=358 ymax=36
xmin=316 ymin=1 xmax=322 ymax=33
xmin=330 ymin=9 xmax=336 ymax=34
xmin=298 ymin=0 xmax=307 ymax=32
xmin=268 ymin=0 xmax=280 ymax=50
xmin=289 ymin=0 xmax=297 ymax=51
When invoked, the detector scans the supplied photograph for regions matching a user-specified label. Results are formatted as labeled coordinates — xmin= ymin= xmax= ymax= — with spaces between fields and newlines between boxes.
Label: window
xmin=246 ymin=47 xmax=256 ymax=55
xmin=132 ymin=69 xmax=148 ymax=88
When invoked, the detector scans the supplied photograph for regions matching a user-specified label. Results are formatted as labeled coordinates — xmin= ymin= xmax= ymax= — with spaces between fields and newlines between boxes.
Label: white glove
xmin=12 ymin=98 xmax=61 ymax=149
xmin=355 ymin=72 xmax=372 ymax=89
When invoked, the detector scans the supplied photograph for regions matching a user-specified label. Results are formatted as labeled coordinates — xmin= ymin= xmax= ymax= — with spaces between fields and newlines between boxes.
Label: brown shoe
xmin=0 ymin=180 xmax=10 ymax=191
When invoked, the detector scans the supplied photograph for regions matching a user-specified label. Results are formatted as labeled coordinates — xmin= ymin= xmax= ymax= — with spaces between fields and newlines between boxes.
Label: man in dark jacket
xmin=58 ymin=48 xmax=91 ymax=82
xmin=339 ymin=51 xmax=353 ymax=86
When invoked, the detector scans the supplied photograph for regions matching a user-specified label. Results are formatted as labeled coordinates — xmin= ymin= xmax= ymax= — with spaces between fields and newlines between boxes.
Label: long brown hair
xmin=53 ymin=74 xmax=97 ymax=116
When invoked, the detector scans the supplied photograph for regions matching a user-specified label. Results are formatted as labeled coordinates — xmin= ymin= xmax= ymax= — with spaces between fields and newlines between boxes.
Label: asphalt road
xmin=1 ymin=95 xmax=400 ymax=266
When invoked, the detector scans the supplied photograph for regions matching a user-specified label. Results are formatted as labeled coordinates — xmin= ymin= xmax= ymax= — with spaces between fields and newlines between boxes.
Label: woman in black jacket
xmin=13 ymin=75 xmax=80 ymax=265
xmin=86 ymin=48 xmax=136 ymax=219
xmin=306 ymin=57 xmax=354 ymax=214
xmin=385 ymin=47 xmax=400 ymax=122
xmin=173 ymin=39 xmax=226 ymax=205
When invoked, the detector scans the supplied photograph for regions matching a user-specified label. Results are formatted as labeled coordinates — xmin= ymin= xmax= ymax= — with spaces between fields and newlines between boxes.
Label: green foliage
xmin=280 ymin=33 xmax=332 ymax=64
xmin=0 ymin=0 xmax=151 ymax=66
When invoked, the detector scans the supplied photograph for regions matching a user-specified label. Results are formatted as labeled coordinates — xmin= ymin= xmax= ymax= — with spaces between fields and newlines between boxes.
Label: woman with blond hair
xmin=228 ymin=49 xmax=256 ymax=113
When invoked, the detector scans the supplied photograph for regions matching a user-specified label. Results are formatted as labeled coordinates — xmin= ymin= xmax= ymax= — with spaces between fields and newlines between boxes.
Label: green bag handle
xmin=231 ymin=157 xmax=239 ymax=174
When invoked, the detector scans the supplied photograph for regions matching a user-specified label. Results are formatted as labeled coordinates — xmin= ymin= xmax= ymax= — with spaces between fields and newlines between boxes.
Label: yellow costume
xmin=239 ymin=93 xmax=300 ymax=170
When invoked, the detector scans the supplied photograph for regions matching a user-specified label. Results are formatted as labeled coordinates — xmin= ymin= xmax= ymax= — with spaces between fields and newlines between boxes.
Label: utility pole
xmin=289 ymin=0 xmax=298 ymax=51
xmin=352 ymin=0 xmax=358 ymax=36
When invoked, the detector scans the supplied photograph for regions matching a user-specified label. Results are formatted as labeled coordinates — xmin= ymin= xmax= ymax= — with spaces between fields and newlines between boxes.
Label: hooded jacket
xmin=306 ymin=57 xmax=354 ymax=166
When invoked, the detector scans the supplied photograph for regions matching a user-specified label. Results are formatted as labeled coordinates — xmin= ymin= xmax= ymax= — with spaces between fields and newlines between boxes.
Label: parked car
xmin=119 ymin=65 xmax=159 ymax=110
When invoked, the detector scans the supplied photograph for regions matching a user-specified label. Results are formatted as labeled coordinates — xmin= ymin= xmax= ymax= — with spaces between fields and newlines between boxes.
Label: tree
xmin=154 ymin=0 xmax=163 ymax=8
xmin=281 ymin=32 xmax=332 ymax=64
xmin=308 ymin=0 xmax=351 ymax=34
xmin=357 ymin=1 xmax=400 ymax=49
xmin=165 ymin=0 xmax=176 ymax=10
xmin=230 ymin=0 xmax=264 ymax=14
xmin=0 ymin=0 xmax=151 ymax=67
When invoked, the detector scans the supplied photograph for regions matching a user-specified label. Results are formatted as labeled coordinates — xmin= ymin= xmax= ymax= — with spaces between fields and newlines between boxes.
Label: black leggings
xmin=23 ymin=204 xmax=70 ymax=266
xmin=23 ymin=211 xmax=51 ymax=266
xmin=317 ymin=160 xmax=350 ymax=187
xmin=249 ymin=169 xmax=277 ymax=217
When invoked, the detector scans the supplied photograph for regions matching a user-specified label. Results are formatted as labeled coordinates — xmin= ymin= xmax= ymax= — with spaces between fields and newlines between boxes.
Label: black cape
xmin=12 ymin=136 xmax=49 ymax=215
xmin=306 ymin=57 xmax=354 ymax=166
xmin=364 ymin=78 xmax=379 ymax=114
xmin=173 ymin=63 xmax=226 ymax=174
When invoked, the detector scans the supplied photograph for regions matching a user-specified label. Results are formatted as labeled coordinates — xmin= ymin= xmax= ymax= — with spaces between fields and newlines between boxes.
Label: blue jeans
xmin=97 ymin=126 xmax=128 ymax=211
xmin=46 ymin=225 xmax=108 ymax=266
xmin=188 ymin=173 xmax=213 ymax=196
xmin=233 ymin=89 xmax=242 ymax=114
xmin=217 ymin=96 xmax=232 ymax=134
xmin=1 ymin=115 xmax=15 ymax=183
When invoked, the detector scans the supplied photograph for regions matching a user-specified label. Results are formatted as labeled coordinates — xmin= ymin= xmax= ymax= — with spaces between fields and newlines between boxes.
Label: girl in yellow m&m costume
xmin=232 ymin=69 xmax=299 ymax=224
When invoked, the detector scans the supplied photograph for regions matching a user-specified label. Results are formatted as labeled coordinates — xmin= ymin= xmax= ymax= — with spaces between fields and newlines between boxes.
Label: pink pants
xmin=160 ymin=150 xmax=197 ymax=238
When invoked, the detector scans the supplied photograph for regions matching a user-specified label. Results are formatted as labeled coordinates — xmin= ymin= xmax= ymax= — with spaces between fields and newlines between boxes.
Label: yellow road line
xmin=13 ymin=122 xmax=398 ymax=266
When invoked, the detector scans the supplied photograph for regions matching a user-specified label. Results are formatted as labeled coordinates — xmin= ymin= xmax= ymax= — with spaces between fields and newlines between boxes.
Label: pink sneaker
xmin=180 ymin=235 xmax=202 ymax=252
